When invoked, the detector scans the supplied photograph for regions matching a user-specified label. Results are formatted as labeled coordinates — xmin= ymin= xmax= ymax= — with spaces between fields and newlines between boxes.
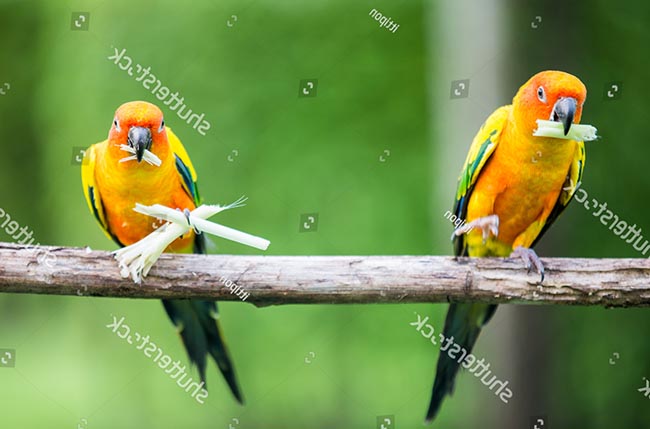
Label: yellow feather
xmin=81 ymin=141 xmax=115 ymax=243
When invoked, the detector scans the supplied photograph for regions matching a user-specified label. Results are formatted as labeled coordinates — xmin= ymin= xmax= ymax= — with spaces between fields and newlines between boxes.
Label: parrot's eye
xmin=113 ymin=119 xmax=121 ymax=132
xmin=158 ymin=120 xmax=165 ymax=133
xmin=537 ymin=86 xmax=546 ymax=103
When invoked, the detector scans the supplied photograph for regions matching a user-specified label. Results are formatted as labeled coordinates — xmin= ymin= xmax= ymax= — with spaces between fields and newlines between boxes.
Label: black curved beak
xmin=551 ymin=97 xmax=577 ymax=136
xmin=128 ymin=126 xmax=152 ymax=162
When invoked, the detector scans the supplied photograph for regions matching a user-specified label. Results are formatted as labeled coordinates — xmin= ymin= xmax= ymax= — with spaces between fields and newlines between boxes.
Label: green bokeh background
xmin=0 ymin=0 xmax=648 ymax=427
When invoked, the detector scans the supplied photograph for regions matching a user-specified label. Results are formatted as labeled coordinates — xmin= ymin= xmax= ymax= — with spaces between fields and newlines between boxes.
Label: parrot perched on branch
xmin=426 ymin=70 xmax=589 ymax=422
xmin=81 ymin=101 xmax=243 ymax=403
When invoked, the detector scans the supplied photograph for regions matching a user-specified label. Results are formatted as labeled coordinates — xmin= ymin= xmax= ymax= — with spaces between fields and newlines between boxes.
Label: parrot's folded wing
xmin=166 ymin=126 xmax=201 ymax=204
xmin=166 ymin=126 xmax=205 ymax=252
xmin=81 ymin=142 xmax=123 ymax=246
xmin=452 ymin=105 xmax=509 ymax=256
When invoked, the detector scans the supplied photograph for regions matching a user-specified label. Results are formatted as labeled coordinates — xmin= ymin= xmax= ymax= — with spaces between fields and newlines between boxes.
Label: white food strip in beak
xmin=118 ymin=144 xmax=162 ymax=167
xmin=533 ymin=120 xmax=598 ymax=141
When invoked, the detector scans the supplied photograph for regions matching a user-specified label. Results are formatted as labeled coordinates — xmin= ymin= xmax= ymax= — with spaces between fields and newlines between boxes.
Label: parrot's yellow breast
xmin=94 ymin=141 xmax=196 ymax=251
xmin=465 ymin=126 xmax=578 ymax=256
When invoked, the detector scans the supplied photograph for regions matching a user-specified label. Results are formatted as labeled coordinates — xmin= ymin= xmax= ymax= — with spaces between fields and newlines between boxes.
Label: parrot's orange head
xmin=109 ymin=101 xmax=168 ymax=163
xmin=513 ymin=70 xmax=587 ymax=137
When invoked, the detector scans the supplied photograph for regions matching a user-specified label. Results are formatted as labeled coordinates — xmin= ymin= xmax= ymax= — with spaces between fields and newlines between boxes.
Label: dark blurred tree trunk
xmin=503 ymin=0 xmax=643 ymax=427
xmin=502 ymin=0 xmax=584 ymax=426
xmin=503 ymin=1 xmax=557 ymax=425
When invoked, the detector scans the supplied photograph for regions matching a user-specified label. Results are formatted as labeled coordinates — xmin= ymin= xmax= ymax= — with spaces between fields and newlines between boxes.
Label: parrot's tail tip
xmin=231 ymin=383 xmax=245 ymax=404
xmin=424 ymin=412 xmax=438 ymax=425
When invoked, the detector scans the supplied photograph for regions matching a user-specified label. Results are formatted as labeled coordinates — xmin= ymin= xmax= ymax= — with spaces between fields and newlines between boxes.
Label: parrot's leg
xmin=452 ymin=214 xmax=499 ymax=243
xmin=510 ymin=246 xmax=545 ymax=283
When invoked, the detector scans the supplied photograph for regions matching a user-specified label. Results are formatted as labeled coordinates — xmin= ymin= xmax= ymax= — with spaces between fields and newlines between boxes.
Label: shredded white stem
xmin=119 ymin=144 xmax=162 ymax=167
xmin=113 ymin=197 xmax=270 ymax=283
xmin=533 ymin=120 xmax=598 ymax=141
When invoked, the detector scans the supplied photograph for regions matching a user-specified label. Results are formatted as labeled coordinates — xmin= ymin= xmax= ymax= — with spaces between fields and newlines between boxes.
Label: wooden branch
xmin=0 ymin=242 xmax=649 ymax=307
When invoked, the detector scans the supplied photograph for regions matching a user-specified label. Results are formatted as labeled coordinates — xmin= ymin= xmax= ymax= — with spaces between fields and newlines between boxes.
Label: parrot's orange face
xmin=108 ymin=101 xmax=168 ymax=162
xmin=513 ymin=70 xmax=587 ymax=137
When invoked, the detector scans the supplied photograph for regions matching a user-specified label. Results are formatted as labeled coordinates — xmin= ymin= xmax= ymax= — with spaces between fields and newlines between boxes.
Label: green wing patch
xmin=452 ymin=106 xmax=509 ymax=256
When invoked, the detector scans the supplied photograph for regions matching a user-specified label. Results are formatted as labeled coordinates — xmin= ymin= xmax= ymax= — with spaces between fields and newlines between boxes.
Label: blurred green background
xmin=0 ymin=0 xmax=648 ymax=427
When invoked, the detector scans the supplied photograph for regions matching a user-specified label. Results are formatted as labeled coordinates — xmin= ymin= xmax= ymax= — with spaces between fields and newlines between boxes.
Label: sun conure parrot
xmin=425 ymin=70 xmax=588 ymax=422
xmin=81 ymin=100 xmax=243 ymax=403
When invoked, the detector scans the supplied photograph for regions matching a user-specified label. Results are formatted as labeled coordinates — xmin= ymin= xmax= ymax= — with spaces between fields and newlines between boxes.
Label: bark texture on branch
xmin=0 ymin=243 xmax=648 ymax=307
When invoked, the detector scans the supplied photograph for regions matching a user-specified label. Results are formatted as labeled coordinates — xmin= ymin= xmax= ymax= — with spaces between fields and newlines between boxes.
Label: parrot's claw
xmin=452 ymin=214 xmax=499 ymax=243
xmin=510 ymin=246 xmax=545 ymax=283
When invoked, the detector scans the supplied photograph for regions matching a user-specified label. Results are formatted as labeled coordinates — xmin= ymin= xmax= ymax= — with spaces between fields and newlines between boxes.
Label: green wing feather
xmin=167 ymin=126 xmax=201 ymax=205
xmin=81 ymin=142 xmax=124 ymax=246
xmin=452 ymin=105 xmax=509 ymax=257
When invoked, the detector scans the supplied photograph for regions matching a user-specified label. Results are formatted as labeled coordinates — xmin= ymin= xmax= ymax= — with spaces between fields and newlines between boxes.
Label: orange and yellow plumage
xmin=81 ymin=100 xmax=243 ymax=403
xmin=426 ymin=71 xmax=588 ymax=422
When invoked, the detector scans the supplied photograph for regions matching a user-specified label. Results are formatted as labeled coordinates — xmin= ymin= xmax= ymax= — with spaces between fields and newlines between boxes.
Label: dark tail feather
xmin=162 ymin=299 xmax=244 ymax=404
xmin=425 ymin=303 xmax=497 ymax=423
